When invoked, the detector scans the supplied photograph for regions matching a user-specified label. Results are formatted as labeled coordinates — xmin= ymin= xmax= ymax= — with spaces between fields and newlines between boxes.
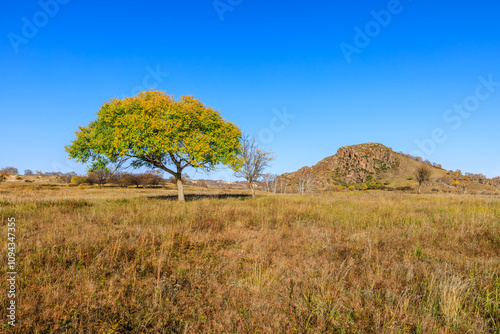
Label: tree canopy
xmin=66 ymin=90 xmax=243 ymax=201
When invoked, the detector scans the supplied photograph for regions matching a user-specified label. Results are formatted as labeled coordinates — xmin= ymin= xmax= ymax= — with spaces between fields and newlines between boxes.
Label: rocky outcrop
xmin=281 ymin=143 xmax=400 ymax=185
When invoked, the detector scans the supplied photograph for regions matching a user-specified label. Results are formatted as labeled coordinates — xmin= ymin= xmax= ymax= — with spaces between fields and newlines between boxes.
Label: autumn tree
xmin=262 ymin=173 xmax=278 ymax=193
xmin=87 ymin=169 xmax=111 ymax=188
xmin=414 ymin=165 xmax=432 ymax=194
xmin=234 ymin=135 xmax=274 ymax=198
xmin=65 ymin=90 xmax=242 ymax=201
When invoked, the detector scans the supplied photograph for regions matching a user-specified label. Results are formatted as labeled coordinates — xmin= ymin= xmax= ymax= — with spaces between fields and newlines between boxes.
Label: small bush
xmin=71 ymin=176 xmax=88 ymax=185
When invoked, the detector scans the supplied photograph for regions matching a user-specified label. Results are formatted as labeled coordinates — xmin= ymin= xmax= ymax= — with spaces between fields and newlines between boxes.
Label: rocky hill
xmin=279 ymin=143 xmax=500 ymax=194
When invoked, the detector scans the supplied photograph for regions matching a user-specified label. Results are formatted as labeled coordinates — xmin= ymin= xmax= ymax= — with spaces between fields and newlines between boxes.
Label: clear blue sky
xmin=1 ymin=0 xmax=499 ymax=180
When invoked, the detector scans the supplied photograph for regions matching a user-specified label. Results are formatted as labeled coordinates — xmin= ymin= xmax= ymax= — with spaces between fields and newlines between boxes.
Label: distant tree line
xmin=70 ymin=170 xmax=168 ymax=188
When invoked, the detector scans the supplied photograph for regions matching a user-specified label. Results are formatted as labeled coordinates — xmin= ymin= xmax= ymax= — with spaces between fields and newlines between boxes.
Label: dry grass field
xmin=1 ymin=185 xmax=499 ymax=333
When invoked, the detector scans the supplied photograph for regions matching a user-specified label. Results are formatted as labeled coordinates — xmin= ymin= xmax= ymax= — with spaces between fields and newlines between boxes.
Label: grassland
xmin=1 ymin=185 xmax=499 ymax=333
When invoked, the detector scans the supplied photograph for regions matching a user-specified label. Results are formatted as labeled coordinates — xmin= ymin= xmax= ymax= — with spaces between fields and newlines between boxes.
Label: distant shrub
xmin=368 ymin=182 xmax=382 ymax=189
xmin=117 ymin=173 xmax=141 ymax=188
xmin=348 ymin=185 xmax=355 ymax=191
xmin=58 ymin=172 xmax=76 ymax=184
xmin=408 ymin=176 xmax=414 ymax=180
xmin=359 ymin=183 xmax=368 ymax=191
xmin=15 ymin=176 xmax=22 ymax=180
xmin=432 ymin=188 xmax=439 ymax=192
xmin=24 ymin=169 xmax=33 ymax=176
xmin=70 ymin=176 xmax=87 ymax=185
xmin=396 ymin=186 xmax=414 ymax=192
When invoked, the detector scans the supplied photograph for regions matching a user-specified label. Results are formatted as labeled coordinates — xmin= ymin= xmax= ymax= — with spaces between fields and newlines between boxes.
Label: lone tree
xmin=66 ymin=90 xmax=243 ymax=201
xmin=414 ymin=165 xmax=432 ymax=194
xmin=0 ymin=167 xmax=18 ymax=174
xmin=234 ymin=135 xmax=274 ymax=198
xmin=87 ymin=168 xmax=111 ymax=188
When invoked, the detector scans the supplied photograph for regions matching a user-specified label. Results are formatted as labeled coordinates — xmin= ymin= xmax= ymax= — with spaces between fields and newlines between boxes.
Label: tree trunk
xmin=176 ymin=178 xmax=185 ymax=202
xmin=249 ymin=183 xmax=255 ymax=198
xmin=418 ymin=183 xmax=421 ymax=194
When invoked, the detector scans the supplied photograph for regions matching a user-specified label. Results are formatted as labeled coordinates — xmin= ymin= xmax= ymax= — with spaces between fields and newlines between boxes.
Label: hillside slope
xmin=279 ymin=143 xmax=498 ymax=194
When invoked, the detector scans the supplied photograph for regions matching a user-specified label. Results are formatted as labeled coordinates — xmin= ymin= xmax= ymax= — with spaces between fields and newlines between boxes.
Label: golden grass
xmin=0 ymin=187 xmax=499 ymax=333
